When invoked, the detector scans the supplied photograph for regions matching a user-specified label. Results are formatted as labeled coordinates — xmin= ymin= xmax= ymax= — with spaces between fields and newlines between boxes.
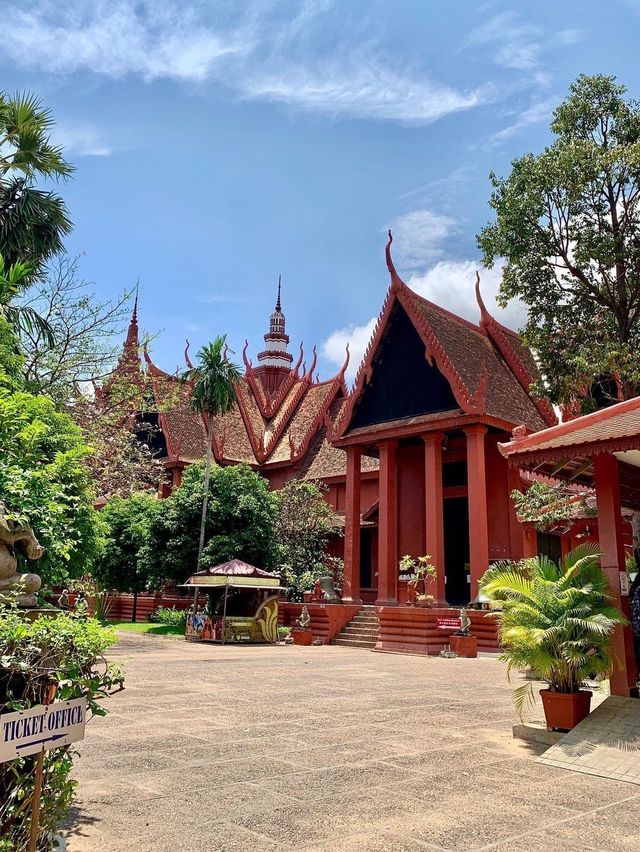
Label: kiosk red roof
xmin=192 ymin=559 xmax=279 ymax=579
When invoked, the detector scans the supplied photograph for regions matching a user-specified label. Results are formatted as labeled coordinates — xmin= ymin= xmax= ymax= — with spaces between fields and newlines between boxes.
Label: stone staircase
xmin=331 ymin=606 xmax=379 ymax=649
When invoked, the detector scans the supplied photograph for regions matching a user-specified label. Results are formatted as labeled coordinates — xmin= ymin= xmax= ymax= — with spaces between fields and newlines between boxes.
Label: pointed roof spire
xmin=276 ymin=275 xmax=282 ymax=312
xmin=475 ymin=271 xmax=491 ymax=327
xmin=123 ymin=283 xmax=140 ymax=352
xmin=385 ymin=230 xmax=404 ymax=293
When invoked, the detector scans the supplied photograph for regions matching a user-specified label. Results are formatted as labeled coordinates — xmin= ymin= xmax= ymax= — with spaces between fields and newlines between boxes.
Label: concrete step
xmin=342 ymin=626 xmax=378 ymax=637
xmin=332 ymin=637 xmax=377 ymax=649
xmin=351 ymin=615 xmax=379 ymax=624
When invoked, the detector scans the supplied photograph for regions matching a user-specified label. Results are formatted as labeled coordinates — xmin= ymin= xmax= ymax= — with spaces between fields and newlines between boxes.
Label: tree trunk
xmin=197 ymin=427 xmax=214 ymax=571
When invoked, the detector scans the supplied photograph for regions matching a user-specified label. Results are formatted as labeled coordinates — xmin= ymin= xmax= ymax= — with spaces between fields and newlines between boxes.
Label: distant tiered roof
xmin=103 ymin=241 xmax=554 ymax=481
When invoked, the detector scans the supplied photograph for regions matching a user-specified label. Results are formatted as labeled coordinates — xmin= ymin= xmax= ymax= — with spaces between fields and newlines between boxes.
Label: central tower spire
xmin=255 ymin=276 xmax=295 ymax=394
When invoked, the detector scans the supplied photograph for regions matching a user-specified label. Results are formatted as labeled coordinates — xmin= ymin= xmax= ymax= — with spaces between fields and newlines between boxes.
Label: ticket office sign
xmin=0 ymin=698 xmax=86 ymax=763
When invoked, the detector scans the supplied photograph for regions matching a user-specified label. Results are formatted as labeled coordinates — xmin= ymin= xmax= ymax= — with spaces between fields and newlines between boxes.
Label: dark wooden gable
xmin=350 ymin=300 xmax=458 ymax=430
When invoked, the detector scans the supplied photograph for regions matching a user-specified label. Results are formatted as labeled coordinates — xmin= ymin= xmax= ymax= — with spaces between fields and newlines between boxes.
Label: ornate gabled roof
xmin=333 ymin=232 xmax=550 ymax=440
xmin=140 ymin=336 xmax=350 ymax=473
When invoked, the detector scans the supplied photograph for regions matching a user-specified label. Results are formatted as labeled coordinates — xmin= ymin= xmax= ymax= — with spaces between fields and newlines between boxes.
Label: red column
xmin=593 ymin=453 xmax=639 ymax=696
xmin=423 ymin=432 xmax=446 ymax=604
xmin=465 ymin=425 xmax=489 ymax=600
xmin=507 ymin=464 xmax=525 ymax=560
xmin=342 ymin=447 xmax=362 ymax=603
xmin=376 ymin=440 xmax=398 ymax=606
xmin=522 ymin=523 xmax=538 ymax=559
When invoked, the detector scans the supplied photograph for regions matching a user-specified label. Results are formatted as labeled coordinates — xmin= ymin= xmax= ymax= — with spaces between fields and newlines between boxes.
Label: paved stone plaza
xmin=65 ymin=634 xmax=640 ymax=852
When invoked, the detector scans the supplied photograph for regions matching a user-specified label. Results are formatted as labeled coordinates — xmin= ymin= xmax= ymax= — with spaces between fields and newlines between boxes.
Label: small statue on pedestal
xmin=296 ymin=605 xmax=311 ymax=629
xmin=0 ymin=502 xmax=44 ymax=608
xmin=457 ymin=607 xmax=471 ymax=636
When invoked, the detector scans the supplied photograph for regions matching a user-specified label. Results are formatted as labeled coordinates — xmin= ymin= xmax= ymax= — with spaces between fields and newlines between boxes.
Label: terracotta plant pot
xmin=450 ymin=634 xmax=477 ymax=658
xmin=539 ymin=688 xmax=592 ymax=732
xmin=292 ymin=628 xmax=313 ymax=646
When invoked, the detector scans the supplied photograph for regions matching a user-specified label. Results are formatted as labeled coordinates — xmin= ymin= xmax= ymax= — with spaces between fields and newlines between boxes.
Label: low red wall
xmin=279 ymin=603 xmax=361 ymax=644
xmin=107 ymin=593 xmax=192 ymax=623
xmin=376 ymin=607 xmax=498 ymax=655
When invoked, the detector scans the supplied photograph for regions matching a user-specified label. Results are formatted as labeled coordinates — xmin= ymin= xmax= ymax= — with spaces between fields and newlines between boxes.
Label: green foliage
xmin=399 ymin=554 xmax=437 ymax=602
xmin=273 ymin=480 xmax=342 ymax=601
xmin=92 ymin=493 xmax=159 ymax=593
xmin=511 ymin=481 xmax=594 ymax=532
xmin=0 ymin=251 xmax=54 ymax=347
xmin=480 ymin=544 xmax=626 ymax=716
xmin=140 ymin=463 xmax=276 ymax=587
xmin=148 ymin=606 xmax=187 ymax=627
xmin=478 ymin=74 xmax=640 ymax=408
xmin=0 ymin=387 xmax=103 ymax=585
xmin=0 ymin=91 xmax=73 ymax=275
xmin=182 ymin=336 xmax=242 ymax=420
xmin=0 ymin=314 xmax=23 ymax=388
xmin=0 ymin=608 xmax=121 ymax=849
xmin=182 ymin=335 xmax=243 ymax=568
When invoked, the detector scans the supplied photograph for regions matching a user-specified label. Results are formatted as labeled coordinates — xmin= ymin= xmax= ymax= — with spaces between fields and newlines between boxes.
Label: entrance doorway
xmin=443 ymin=497 xmax=470 ymax=605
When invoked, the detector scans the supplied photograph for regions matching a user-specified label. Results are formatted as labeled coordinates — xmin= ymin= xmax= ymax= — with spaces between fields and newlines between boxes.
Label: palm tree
xmin=182 ymin=336 xmax=241 ymax=570
xmin=0 ymin=252 xmax=54 ymax=345
xmin=0 ymin=91 xmax=74 ymax=273
xmin=480 ymin=543 xmax=626 ymax=716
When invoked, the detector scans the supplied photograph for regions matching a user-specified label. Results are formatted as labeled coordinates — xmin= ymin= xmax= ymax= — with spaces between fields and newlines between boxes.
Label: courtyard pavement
xmin=65 ymin=633 xmax=640 ymax=852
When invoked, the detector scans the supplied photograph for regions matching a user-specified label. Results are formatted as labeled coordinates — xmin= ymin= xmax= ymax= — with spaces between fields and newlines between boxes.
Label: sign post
xmin=0 ymin=698 xmax=86 ymax=851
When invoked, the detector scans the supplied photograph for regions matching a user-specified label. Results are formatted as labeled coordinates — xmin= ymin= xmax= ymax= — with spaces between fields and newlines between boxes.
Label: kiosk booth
xmin=183 ymin=559 xmax=283 ymax=644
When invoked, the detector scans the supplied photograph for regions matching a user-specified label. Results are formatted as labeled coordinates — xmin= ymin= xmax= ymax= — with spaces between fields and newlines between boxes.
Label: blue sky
xmin=2 ymin=0 xmax=639 ymax=380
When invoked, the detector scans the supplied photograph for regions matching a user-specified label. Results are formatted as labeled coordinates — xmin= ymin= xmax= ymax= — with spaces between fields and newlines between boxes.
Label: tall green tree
xmin=478 ymin=74 xmax=640 ymax=410
xmin=0 ymin=92 xmax=73 ymax=275
xmin=140 ymin=463 xmax=276 ymax=587
xmin=181 ymin=336 xmax=241 ymax=570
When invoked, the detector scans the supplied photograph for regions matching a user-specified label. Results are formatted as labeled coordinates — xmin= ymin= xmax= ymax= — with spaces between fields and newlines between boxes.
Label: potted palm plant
xmin=480 ymin=543 xmax=626 ymax=731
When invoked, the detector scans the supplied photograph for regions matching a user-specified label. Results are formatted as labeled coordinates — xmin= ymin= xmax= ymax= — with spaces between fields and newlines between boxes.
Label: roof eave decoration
xmin=475 ymin=272 xmax=557 ymax=427
xmin=385 ymin=230 xmax=404 ymax=294
xmin=184 ymin=339 xmax=194 ymax=370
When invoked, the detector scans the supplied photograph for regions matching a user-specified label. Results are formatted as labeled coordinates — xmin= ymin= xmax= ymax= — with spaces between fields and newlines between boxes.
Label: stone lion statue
xmin=0 ymin=502 xmax=44 ymax=607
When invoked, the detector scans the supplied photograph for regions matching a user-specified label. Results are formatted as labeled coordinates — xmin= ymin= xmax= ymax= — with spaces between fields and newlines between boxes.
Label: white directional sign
xmin=0 ymin=698 xmax=86 ymax=763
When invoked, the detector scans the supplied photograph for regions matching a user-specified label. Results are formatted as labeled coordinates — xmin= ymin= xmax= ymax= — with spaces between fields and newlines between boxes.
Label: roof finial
xmin=475 ymin=270 xmax=491 ymax=326
xmin=339 ymin=343 xmax=350 ymax=380
xmin=242 ymin=339 xmax=251 ymax=372
xmin=184 ymin=339 xmax=194 ymax=370
xmin=133 ymin=280 xmax=139 ymax=323
xmin=276 ymin=275 xmax=282 ymax=312
xmin=385 ymin=229 xmax=404 ymax=292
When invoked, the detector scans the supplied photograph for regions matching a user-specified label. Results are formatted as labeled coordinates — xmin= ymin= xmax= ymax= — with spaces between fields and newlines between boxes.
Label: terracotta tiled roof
xmin=404 ymin=289 xmax=547 ymax=433
xmin=299 ymin=400 xmax=379 ymax=480
xmin=500 ymin=395 xmax=640 ymax=461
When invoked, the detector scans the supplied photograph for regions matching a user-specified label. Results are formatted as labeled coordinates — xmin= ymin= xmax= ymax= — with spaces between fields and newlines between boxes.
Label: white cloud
xmin=53 ymin=123 xmax=111 ymax=157
xmin=0 ymin=1 xmax=492 ymax=126
xmin=322 ymin=316 xmax=377 ymax=384
xmin=467 ymin=11 xmax=541 ymax=71
xmin=492 ymin=96 xmax=559 ymax=143
xmin=1 ymin=1 xmax=252 ymax=83
xmin=407 ymin=259 xmax=525 ymax=329
xmin=322 ymin=260 xmax=526 ymax=384
xmin=388 ymin=209 xmax=457 ymax=268
xmin=241 ymin=58 xmax=490 ymax=125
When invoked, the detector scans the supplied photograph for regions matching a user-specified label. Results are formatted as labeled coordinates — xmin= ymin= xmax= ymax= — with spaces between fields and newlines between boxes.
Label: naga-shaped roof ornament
xmin=339 ymin=343 xmax=350 ymax=380
xmin=385 ymin=229 xmax=404 ymax=293
xmin=242 ymin=339 xmax=253 ymax=374
xmin=475 ymin=271 xmax=492 ymax=327
xmin=184 ymin=339 xmax=194 ymax=370
xmin=293 ymin=342 xmax=304 ymax=378
xmin=307 ymin=345 xmax=318 ymax=381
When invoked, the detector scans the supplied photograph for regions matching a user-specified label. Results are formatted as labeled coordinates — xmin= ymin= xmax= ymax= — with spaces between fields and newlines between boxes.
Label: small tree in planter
xmin=480 ymin=543 xmax=626 ymax=731
xmin=400 ymin=555 xmax=437 ymax=607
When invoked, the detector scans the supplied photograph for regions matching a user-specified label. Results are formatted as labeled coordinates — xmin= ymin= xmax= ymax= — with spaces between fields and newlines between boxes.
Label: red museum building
xmin=105 ymin=234 xmax=637 ymax=662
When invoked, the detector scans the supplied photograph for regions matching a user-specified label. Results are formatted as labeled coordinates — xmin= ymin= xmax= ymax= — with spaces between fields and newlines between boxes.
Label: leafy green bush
xmin=0 ymin=608 xmax=122 ymax=849
xmin=274 ymin=480 xmax=342 ymax=601
xmin=148 ymin=606 xmax=187 ymax=627
xmin=0 ymin=388 xmax=103 ymax=586
xmin=92 ymin=493 xmax=159 ymax=592
xmin=140 ymin=463 xmax=276 ymax=586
